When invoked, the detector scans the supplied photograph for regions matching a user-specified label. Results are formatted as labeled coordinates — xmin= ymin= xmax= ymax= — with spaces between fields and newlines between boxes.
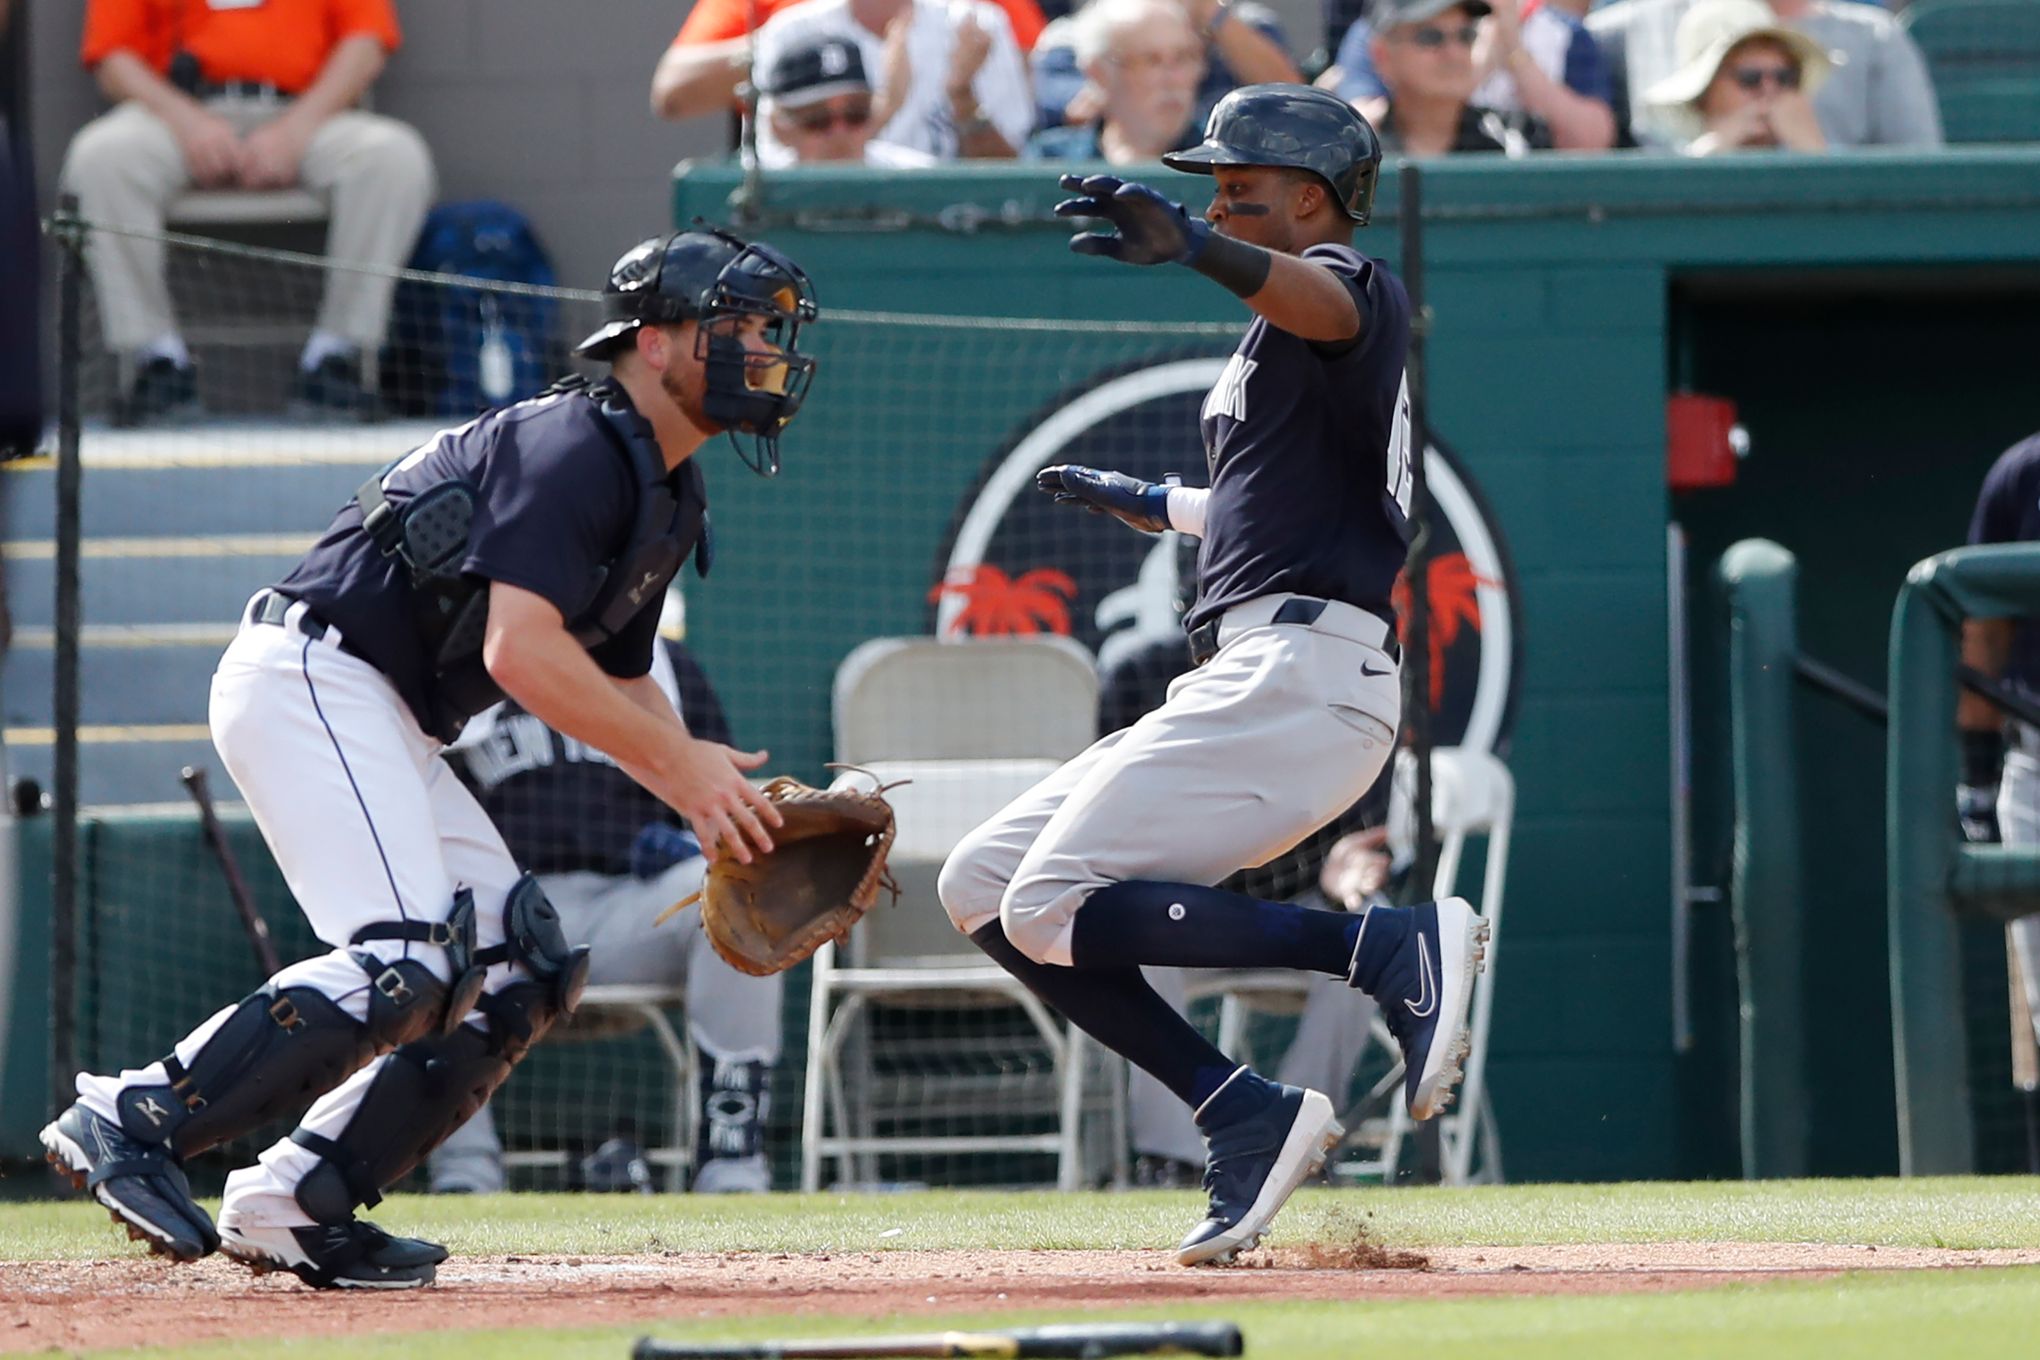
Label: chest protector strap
xmin=354 ymin=377 xmax=706 ymax=731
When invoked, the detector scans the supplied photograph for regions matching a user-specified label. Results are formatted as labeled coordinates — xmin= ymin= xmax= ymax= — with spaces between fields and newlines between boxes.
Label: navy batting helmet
xmin=1162 ymin=84 xmax=1383 ymax=226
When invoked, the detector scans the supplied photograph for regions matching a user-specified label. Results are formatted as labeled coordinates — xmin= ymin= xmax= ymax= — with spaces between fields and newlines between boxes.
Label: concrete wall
xmin=25 ymin=0 xmax=725 ymax=293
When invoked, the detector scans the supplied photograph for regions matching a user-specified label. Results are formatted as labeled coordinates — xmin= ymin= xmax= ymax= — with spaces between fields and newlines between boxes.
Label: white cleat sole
xmin=1409 ymin=896 xmax=1489 ymax=1122
xmin=40 ymin=1120 xmax=208 ymax=1262
xmin=1176 ymin=1090 xmax=1343 ymax=1268
xmin=218 ymin=1223 xmax=436 ymax=1290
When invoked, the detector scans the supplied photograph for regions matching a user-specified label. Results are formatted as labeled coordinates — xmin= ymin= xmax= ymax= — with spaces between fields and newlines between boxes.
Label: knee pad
xmin=113 ymin=960 xmax=446 ymax=1161
xmin=290 ymin=978 xmax=569 ymax=1221
xmin=477 ymin=874 xmax=590 ymax=1019
xmin=350 ymin=888 xmax=487 ymax=1036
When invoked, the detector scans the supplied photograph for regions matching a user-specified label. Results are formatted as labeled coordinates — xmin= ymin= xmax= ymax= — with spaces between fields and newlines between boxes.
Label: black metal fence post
xmin=50 ymin=195 xmax=84 ymax=1116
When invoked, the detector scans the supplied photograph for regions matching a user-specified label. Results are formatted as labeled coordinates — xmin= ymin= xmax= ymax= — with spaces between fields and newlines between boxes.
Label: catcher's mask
xmin=576 ymin=228 xmax=819 ymax=477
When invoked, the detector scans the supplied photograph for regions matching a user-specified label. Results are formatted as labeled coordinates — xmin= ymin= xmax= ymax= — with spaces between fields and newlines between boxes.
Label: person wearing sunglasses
xmin=1026 ymin=0 xmax=1207 ymax=162
xmin=760 ymin=36 xmax=936 ymax=165
xmin=1367 ymin=0 xmax=1548 ymax=155
xmin=1588 ymin=0 xmax=1940 ymax=151
xmin=1323 ymin=0 xmax=1614 ymax=152
xmin=1643 ymin=0 xmax=1829 ymax=155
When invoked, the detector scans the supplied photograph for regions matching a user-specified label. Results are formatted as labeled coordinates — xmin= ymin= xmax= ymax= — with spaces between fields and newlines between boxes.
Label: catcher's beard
xmin=658 ymin=349 xmax=721 ymax=434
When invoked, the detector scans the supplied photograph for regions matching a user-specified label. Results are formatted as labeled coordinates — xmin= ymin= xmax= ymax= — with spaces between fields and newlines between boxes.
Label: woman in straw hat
xmin=1644 ymin=0 xmax=1832 ymax=155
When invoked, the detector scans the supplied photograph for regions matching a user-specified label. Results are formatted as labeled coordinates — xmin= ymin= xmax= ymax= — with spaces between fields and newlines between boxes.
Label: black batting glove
xmin=1054 ymin=173 xmax=1212 ymax=267
xmin=1036 ymin=465 xmax=1174 ymax=534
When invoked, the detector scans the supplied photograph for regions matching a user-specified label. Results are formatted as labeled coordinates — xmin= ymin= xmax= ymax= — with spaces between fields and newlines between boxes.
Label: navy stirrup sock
xmin=1069 ymin=879 xmax=1362 ymax=975
xmin=968 ymin=922 xmax=1235 ymax=1107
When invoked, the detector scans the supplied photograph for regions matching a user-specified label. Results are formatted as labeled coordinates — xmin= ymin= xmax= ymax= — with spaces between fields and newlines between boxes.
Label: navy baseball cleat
xmin=40 ymin=1102 xmax=220 ymax=1262
xmin=218 ymin=1217 xmax=446 ymax=1289
xmin=1353 ymin=895 xmax=1489 ymax=1121
xmin=1176 ymin=1084 xmax=1342 ymax=1266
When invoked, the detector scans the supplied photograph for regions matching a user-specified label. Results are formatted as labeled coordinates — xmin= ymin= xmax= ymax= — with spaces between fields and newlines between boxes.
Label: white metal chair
xmin=1374 ymin=747 xmax=1514 ymax=1185
xmin=801 ymin=636 xmax=1123 ymax=1192
xmin=1199 ymin=747 xmax=1514 ymax=1186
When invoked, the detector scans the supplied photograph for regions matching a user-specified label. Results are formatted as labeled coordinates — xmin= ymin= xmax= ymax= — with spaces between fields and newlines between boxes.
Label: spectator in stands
xmin=60 ymin=0 xmax=434 ymax=426
xmin=430 ymin=597 xmax=784 ymax=1196
xmin=749 ymin=0 xmax=1035 ymax=162
xmin=1033 ymin=0 xmax=1300 ymax=133
xmin=653 ymin=0 xmax=1047 ymax=122
xmin=762 ymin=36 xmax=938 ymax=164
xmin=1644 ymin=0 xmax=1831 ymax=154
xmin=1026 ymin=0 xmax=1206 ymax=160
xmin=1587 ymin=0 xmax=1943 ymax=149
xmin=1368 ymin=0 xmax=1551 ymax=154
xmin=1322 ymin=0 xmax=1615 ymax=150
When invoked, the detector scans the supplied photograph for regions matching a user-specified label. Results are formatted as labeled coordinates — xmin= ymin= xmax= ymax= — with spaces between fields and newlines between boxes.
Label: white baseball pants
xmin=939 ymin=594 xmax=1402 ymax=965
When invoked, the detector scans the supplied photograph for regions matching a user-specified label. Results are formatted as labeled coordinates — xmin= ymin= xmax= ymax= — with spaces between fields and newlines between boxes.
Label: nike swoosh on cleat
xmin=1405 ymin=935 xmax=1438 ymax=1018
xmin=1361 ymin=663 xmax=1392 ymax=677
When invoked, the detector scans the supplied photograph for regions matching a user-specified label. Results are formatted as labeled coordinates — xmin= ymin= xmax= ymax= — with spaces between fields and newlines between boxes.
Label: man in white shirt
xmin=759 ymin=36 xmax=939 ymax=165
xmin=752 ymin=0 xmax=1033 ymax=165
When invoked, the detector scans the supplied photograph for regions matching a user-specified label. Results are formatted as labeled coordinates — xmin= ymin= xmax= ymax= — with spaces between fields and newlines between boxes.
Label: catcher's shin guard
xmin=113 ymin=957 xmax=451 ymax=1162
xmin=291 ymin=876 xmax=588 ymax=1218
xmin=292 ymin=979 xmax=567 ymax=1220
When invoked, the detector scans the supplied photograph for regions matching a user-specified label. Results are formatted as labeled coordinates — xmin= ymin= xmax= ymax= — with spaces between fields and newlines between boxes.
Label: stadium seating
xmin=1903 ymin=0 xmax=2040 ymax=144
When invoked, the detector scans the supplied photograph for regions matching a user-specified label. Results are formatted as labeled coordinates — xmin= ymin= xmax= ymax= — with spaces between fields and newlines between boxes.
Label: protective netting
xmin=24 ymin=219 xmax=1449 ymax=1193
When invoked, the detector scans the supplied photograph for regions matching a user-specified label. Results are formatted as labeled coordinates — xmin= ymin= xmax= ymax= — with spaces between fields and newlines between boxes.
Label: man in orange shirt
xmin=61 ymin=0 xmax=435 ymax=425
xmin=651 ymin=0 xmax=1046 ymax=122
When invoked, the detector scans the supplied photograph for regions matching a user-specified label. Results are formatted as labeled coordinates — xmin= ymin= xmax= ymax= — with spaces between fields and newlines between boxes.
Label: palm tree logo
xmin=927 ymin=564 xmax=1078 ymax=637
xmin=1392 ymin=552 xmax=1495 ymax=711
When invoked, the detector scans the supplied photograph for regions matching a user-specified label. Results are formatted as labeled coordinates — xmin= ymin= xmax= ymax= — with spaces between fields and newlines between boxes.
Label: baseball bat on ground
xmin=180 ymin=765 xmax=282 ymax=976
xmin=630 ymin=1322 xmax=1244 ymax=1359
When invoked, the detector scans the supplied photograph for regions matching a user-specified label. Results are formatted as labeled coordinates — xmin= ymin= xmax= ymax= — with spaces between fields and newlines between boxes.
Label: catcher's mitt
xmin=656 ymin=776 xmax=897 ymax=976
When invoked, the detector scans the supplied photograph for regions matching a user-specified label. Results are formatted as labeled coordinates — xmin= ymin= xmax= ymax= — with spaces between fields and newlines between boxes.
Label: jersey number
xmin=1385 ymin=370 xmax=1414 ymax=519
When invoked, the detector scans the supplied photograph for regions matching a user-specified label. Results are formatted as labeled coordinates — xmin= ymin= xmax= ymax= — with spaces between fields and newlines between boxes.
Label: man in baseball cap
xmin=758 ymin=35 xmax=935 ymax=167
xmin=1366 ymin=0 xmax=1548 ymax=154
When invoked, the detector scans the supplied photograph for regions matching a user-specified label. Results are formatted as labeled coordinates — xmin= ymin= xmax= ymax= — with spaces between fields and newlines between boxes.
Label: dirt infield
xmin=7 ymin=1243 xmax=2040 ymax=1353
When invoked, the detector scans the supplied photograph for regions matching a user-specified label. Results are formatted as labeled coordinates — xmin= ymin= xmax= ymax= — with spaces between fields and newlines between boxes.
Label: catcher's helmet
xmin=1162 ymin=84 xmax=1383 ymax=225
xmin=576 ymin=228 xmax=819 ymax=476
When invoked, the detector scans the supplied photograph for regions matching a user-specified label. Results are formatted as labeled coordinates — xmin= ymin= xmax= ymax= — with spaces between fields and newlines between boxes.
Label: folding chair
xmin=1198 ymin=747 xmax=1514 ymax=1186
xmin=800 ymin=637 xmax=1125 ymax=1191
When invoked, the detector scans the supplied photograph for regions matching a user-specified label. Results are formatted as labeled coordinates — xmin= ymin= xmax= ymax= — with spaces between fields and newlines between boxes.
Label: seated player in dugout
xmin=431 ymin=587 xmax=784 ymax=1196
xmin=40 ymin=229 xmax=816 ymax=1290
xmin=940 ymin=86 xmax=1488 ymax=1266
xmin=60 ymin=0 xmax=435 ymax=425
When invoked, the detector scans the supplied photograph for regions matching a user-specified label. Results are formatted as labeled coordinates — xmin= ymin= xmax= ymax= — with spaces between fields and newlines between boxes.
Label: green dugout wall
xmin=666 ymin=151 xmax=2040 ymax=1182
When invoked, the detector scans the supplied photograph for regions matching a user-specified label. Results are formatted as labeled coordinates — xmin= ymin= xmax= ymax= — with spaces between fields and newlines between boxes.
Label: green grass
xmin=67 ymin=1272 xmax=2040 ymax=1360
xmin=11 ymin=1179 xmax=2040 ymax=1359
xmin=9 ymin=1177 xmax=2040 ymax=1259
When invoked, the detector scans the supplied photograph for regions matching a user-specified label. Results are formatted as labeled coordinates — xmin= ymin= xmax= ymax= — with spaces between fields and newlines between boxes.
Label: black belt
xmin=1188 ymin=598 xmax=1401 ymax=668
xmin=251 ymin=589 xmax=332 ymax=642
xmin=200 ymin=80 xmax=291 ymax=100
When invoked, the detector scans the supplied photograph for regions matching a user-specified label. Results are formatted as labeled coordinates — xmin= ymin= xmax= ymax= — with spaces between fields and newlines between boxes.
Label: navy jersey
xmin=451 ymin=639 xmax=733 ymax=875
xmin=1187 ymin=242 xmax=1413 ymax=635
xmin=276 ymin=382 xmax=706 ymax=740
xmin=1968 ymin=431 xmax=2040 ymax=697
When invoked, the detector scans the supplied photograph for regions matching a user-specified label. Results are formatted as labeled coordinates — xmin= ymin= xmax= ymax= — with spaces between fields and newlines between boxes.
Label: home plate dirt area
xmin=7 ymin=1243 xmax=2040 ymax=1353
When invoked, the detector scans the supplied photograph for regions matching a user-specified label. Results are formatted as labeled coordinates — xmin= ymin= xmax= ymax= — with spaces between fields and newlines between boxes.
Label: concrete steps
xmin=2 ymin=419 xmax=441 ymax=808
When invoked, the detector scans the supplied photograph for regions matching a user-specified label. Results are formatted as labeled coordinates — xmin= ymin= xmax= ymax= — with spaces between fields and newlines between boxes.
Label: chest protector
xmin=356 ymin=375 xmax=709 ymax=738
